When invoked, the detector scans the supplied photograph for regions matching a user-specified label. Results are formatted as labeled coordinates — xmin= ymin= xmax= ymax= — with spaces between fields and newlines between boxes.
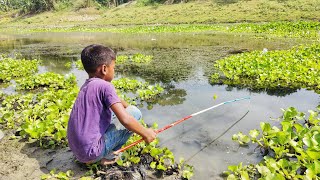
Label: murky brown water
xmin=0 ymin=32 xmax=319 ymax=179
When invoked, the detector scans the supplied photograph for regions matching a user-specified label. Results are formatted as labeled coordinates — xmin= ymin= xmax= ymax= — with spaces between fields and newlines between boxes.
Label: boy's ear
xmin=101 ymin=65 xmax=108 ymax=75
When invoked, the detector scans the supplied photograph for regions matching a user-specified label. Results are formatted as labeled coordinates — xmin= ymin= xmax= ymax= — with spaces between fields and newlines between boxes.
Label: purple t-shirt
xmin=67 ymin=78 xmax=121 ymax=163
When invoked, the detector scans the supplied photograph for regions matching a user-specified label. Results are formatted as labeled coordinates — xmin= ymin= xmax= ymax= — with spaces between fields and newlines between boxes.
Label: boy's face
xmin=102 ymin=60 xmax=115 ymax=82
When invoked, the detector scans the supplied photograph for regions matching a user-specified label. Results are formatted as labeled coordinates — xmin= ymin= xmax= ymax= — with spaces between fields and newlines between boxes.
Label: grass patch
xmin=1 ymin=21 xmax=319 ymax=39
xmin=0 ymin=0 xmax=319 ymax=28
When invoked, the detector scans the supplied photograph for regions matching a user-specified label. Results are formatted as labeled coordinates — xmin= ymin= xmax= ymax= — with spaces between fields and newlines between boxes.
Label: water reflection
xmin=222 ymin=85 xmax=299 ymax=97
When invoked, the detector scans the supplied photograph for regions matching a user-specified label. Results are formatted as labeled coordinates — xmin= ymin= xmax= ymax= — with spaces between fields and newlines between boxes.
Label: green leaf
xmin=213 ymin=94 xmax=218 ymax=100
xmin=150 ymin=161 xmax=156 ymax=169
xmin=156 ymin=163 xmax=167 ymax=171
xmin=261 ymin=122 xmax=271 ymax=132
xmin=256 ymin=164 xmax=271 ymax=176
xmin=129 ymin=156 xmax=140 ymax=164
xmin=249 ymin=129 xmax=260 ymax=138
xmin=227 ymin=174 xmax=237 ymax=180
xmin=240 ymin=171 xmax=250 ymax=180
xmin=150 ymin=147 xmax=162 ymax=157
xmin=293 ymin=123 xmax=304 ymax=134
xmin=41 ymin=174 xmax=51 ymax=180
xmin=315 ymin=160 xmax=320 ymax=174
xmin=306 ymin=150 xmax=320 ymax=159
xmin=116 ymin=159 xmax=123 ymax=166
xmin=232 ymin=134 xmax=238 ymax=141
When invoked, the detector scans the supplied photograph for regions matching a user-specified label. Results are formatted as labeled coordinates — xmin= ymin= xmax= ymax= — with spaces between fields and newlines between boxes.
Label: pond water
xmin=0 ymin=32 xmax=319 ymax=179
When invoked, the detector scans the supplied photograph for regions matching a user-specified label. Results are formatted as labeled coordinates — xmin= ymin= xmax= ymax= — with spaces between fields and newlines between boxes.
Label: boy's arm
xmin=110 ymin=102 xmax=156 ymax=143
xmin=120 ymin=99 xmax=129 ymax=108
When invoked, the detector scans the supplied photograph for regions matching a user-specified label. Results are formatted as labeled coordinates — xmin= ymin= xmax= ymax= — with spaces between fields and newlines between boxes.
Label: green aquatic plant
xmin=112 ymin=78 xmax=164 ymax=104
xmin=137 ymin=85 xmax=164 ymax=101
xmin=75 ymin=59 xmax=84 ymax=70
xmin=116 ymin=121 xmax=194 ymax=179
xmin=0 ymin=58 xmax=40 ymax=82
xmin=20 ymin=86 xmax=79 ymax=147
xmin=3 ymin=21 xmax=319 ymax=39
xmin=211 ymin=43 xmax=320 ymax=94
xmin=116 ymin=53 xmax=153 ymax=65
xmin=179 ymin=158 xmax=194 ymax=179
xmin=226 ymin=106 xmax=320 ymax=179
xmin=0 ymin=93 xmax=34 ymax=129
xmin=112 ymin=78 xmax=147 ymax=91
xmin=227 ymin=21 xmax=320 ymax=39
xmin=16 ymin=72 xmax=77 ymax=90
xmin=132 ymin=53 xmax=153 ymax=64
xmin=116 ymin=55 xmax=129 ymax=64
xmin=41 ymin=169 xmax=74 ymax=180
xmin=64 ymin=61 xmax=72 ymax=69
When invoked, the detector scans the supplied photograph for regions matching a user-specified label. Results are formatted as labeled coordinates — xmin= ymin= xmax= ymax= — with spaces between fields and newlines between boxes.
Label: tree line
xmin=0 ymin=0 xmax=190 ymax=13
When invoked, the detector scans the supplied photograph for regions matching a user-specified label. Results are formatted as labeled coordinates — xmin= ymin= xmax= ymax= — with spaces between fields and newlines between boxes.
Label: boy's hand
xmin=142 ymin=128 xmax=157 ymax=144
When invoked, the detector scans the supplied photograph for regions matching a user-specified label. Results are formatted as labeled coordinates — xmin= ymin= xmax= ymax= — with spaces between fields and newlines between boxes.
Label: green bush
xmin=1 ymin=0 xmax=56 ymax=13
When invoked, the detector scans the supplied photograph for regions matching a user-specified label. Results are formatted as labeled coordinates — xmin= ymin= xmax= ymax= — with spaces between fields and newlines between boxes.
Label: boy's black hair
xmin=81 ymin=44 xmax=116 ymax=74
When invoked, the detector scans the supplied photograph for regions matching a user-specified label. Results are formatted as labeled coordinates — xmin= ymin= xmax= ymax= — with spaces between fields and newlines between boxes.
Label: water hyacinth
xmin=211 ymin=43 xmax=320 ymax=94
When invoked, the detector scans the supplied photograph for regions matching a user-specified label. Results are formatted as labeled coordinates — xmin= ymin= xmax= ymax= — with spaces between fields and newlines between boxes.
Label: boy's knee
xmin=126 ymin=105 xmax=142 ymax=121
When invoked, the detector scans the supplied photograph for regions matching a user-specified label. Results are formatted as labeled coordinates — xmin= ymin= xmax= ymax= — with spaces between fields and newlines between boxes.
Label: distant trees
xmin=0 ymin=0 xmax=55 ymax=13
xmin=0 ymin=0 xmax=190 ymax=13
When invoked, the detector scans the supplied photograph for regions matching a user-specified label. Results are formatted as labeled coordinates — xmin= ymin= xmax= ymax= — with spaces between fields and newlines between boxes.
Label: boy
xmin=67 ymin=44 xmax=157 ymax=165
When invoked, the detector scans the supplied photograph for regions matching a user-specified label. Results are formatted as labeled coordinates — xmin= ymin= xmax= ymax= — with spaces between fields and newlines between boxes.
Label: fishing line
xmin=115 ymin=97 xmax=250 ymax=154
xmin=158 ymin=111 xmax=226 ymax=146
xmin=185 ymin=110 xmax=250 ymax=163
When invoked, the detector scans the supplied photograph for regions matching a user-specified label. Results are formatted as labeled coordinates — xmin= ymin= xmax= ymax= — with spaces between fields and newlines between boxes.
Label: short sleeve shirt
xmin=67 ymin=78 xmax=121 ymax=163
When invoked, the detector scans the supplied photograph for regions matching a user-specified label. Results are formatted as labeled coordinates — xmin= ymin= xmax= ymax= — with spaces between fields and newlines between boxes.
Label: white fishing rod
xmin=115 ymin=96 xmax=251 ymax=154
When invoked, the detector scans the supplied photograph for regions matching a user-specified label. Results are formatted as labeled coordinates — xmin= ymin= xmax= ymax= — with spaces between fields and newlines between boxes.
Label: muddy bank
xmin=0 ymin=134 xmax=83 ymax=179
xmin=0 ymin=132 xmax=183 ymax=180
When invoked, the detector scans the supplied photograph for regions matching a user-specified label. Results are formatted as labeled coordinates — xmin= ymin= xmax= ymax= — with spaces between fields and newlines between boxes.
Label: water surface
xmin=0 ymin=32 xmax=318 ymax=179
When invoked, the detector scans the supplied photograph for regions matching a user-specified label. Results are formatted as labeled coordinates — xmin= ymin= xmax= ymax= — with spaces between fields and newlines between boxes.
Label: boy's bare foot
xmin=100 ymin=156 xmax=119 ymax=166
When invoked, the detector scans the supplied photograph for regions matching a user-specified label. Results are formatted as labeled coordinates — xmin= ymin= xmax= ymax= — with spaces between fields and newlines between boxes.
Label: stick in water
xmin=114 ymin=96 xmax=250 ymax=154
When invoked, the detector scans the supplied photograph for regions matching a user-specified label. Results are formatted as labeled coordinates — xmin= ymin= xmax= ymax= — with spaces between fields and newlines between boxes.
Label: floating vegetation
xmin=23 ymin=24 xmax=223 ymax=34
xmin=227 ymin=21 xmax=320 ymax=39
xmin=41 ymin=169 xmax=74 ymax=180
xmin=226 ymin=106 xmax=320 ymax=179
xmin=0 ymin=58 xmax=40 ymax=82
xmin=116 ymin=121 xmax=194 ymax=179
xmin=16 ymin=72 xmax=77 ymax=90
xmin=113 ymin=78 xmax=164 ymax=104
xmin=66 ymin=53 xmax=152 ymax=70
xmin=211 ymin=43 xmax=320 ymax=94
xmin=6 ymin=21 xmax=320 ymax=39
xmin=117 ymin=53 xmax=153 ymax=65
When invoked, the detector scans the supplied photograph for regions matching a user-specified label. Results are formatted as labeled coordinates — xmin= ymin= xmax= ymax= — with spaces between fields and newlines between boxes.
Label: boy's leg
xmin=103 ymin=105 xmax=142 ymax=159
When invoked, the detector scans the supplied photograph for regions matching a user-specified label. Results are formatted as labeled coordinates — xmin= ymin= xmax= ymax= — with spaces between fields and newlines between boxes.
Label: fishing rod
xmin=114 ymin=96 xmax=250 ymax=154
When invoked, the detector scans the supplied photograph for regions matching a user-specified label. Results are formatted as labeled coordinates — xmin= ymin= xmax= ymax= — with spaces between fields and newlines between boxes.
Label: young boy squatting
xmin=67 ymin=44 xmax=157 ymax=165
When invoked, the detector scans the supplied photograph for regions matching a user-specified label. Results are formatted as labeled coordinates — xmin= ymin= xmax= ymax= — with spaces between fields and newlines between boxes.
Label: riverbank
xmin=0 ymin=0 xmax=319 ymax=29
